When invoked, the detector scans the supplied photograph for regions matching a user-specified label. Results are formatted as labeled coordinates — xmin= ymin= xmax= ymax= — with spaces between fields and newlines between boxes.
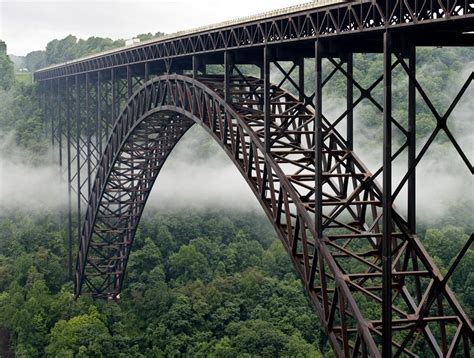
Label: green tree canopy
xmin=46 ymin=309 xmax=113 ymax=357
xmin=0 ymin=40 xmax=14 ymax=90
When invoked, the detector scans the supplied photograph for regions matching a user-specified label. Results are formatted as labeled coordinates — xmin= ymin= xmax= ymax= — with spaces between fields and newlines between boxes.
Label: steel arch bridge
xmin=35 ymin=1 xmax=474 ymax=356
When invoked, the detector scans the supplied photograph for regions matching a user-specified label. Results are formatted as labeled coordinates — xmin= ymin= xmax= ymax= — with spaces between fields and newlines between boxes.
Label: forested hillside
xmin=22 ymin=33 xmax=165 ymax=72
xmin=0 ymin=36 xmax=472 ymax=357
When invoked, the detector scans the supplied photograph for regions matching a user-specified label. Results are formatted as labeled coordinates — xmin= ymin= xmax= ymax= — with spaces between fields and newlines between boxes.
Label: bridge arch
xmin=75 ymin=73 xmax=378 ymax=355
xmin=74 ymin=73 xmax=472 ymax=357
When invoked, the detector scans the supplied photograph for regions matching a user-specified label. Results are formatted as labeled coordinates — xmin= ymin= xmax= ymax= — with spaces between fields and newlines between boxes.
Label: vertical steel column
xmin=85 ymin=73 xmax=92 ymax=198
xmin=127 ymin=65 xmax=133 ymax=98
xmin=224 ymin=51 xmax=232 ymax=104
xmin=41 ymin=83 xmax=46 ymax=137
xmin=192 ymin=56 xmax=198 ymax=116
xmin=66 ymin=77 xmax=73 ymax=279
xmin=407 ymin=47 xmax=416 ymax=233
xmin=191 ymin=56 xmax=200 ymax=142
xmin=144 ymin=62 xmax=150 ymax=82
xmin=111 ymin=69 xmax=117 ymax=126
xmin=298 ymin=57 xmax=305 ymax=103
xmin=117 ymin=68 xmax=125 ymax=221
xmin=97 ymin=71 xmax=103 ymax=153
xmin=192 ymin=56 xmax=201 ymax=79
xmin=75 ymin=75 xmax=82 ymax=246
xmin=382 ymin=31 xmax=393 ymax=357
xmin=57 ymin=79 xmax=63 ymax=169
xmin=47 ymin=81 xmax=53 ymax=148
xmin=50 ymin=80 xmax=55 ymax=158
xmin=263 ymin=46 xmax=271 ymax=153
xmin=47 ymin=83 xmax=51 ymax=137
xmin=53 ymin=78 xmax=64 ymax=231
xmin=91 ymin=71 xmax=102 ymax=166
xmin=346 ymin=53 xmax=354 ymax=151
xmin=315 ymin=40 xmax=324 ymax=239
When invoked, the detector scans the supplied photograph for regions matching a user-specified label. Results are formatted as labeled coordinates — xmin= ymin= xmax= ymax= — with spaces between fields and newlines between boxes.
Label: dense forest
xmin=0 ymin=36 xmax=473 ymax=357
xmin=12 ymin=33 xmax=165 ymax=73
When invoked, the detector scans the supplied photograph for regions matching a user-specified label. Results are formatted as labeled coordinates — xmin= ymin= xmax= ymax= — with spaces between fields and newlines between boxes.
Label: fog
xmin=0 ymin=58 xmax=471 ymax=226
xmin=146 ymin=125 xmax=262 ymax=212
xmin=351 ymin=59 xmax=474 ymax=223
xmin=0 ymin=126 xmax=262 ymax=216
xmin=354 ymin=134 xmax=474 ymax=223
xmin=1 ymin=112 xmax=471 ymax=224
xmin=0 ymin=133 xmax=67 ymax=214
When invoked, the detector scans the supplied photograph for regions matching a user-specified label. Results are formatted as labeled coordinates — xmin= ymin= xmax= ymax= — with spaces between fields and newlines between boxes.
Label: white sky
xmin=0 ymin=0 xmax=307 ymax=56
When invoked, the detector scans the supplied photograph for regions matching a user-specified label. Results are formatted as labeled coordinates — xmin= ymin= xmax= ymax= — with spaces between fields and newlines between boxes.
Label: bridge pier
xmin=382 ymin=30 xmax=393 ymax=358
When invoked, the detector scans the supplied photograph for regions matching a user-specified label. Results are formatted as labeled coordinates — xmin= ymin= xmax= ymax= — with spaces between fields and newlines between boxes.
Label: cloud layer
xmin=146 ymin=126 xmax=261 ymax=212
xmin=0 ymin=135 xmax=67 ymax=214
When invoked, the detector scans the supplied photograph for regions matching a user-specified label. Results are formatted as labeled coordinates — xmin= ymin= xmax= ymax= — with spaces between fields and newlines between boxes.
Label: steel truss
xmin=53 ymin=49 xmax=471 ymax=355
xmin=35 ymin=3 xmax=474 ymax=356
xmin=34 ymin=0 xmax=474 ymax=81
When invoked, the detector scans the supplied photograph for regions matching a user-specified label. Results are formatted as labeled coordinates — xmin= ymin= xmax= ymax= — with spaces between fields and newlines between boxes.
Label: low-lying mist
xmin=146 ymin=125 xmax=262 ymax=213
xmin=350 ymin=59 xmax=473 ymax=225
xmin=0 ymin=133 xmax=67 ymax=214
xmin=0 ymin=126 xmax=262 ymax=217
xmin=1 ymin=50 xmax=471 ymax=230
xmin=1 ymin=111 xmax=471 ymax=228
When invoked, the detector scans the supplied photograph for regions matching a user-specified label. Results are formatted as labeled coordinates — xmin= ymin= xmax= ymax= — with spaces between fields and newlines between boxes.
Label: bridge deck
xmin=34 ymin=0 xmax=474 ymax=81
xmin=36 ymin=0 xmax=344 ymax=72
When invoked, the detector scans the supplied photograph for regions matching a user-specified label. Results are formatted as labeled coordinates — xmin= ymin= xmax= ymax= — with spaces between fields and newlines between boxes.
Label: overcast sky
xmin=0 ymin=0 xmax=307 ymax=56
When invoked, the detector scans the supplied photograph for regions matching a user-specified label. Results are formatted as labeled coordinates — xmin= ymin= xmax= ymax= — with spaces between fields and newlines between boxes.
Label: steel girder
xmin=72 ymin=74 xmax=473 ymax=357
xmin=33 ymin=0 xmax=474 ymax=81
